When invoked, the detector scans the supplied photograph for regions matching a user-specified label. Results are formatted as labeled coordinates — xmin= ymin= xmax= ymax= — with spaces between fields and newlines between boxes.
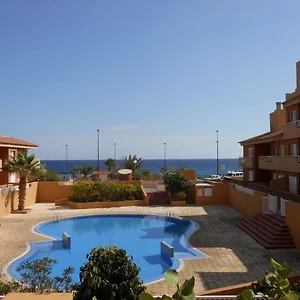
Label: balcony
xmin=239 ymin=157 xmax=254 ymax=169
xmin=283 ymin=120 xmax=300 ymax=139
xmin=259 ymin=155 xmax=300 ymax=173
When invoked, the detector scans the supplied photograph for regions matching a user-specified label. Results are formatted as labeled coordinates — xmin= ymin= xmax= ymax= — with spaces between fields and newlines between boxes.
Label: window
xmin=9 ymin=151 xmax=15 ymax=158
xmin=279 ymin=145 xmax=285 ymax=156
xmin=289 ymin=111 xmax=297 ymax=122
xmin=248 ymin=148 xmax=253 ymax=157
xmin=249 ymin=170 xmax=254 ymax=181
xmin=290 ymin=144 xmax=297 ymax=155
xmin=273 ymin=173 xmax=277 ymax=180
xmin=289 ymin=176 xmax=297 ymax=194
xmin=10 ymin=173 xmax=16 ymax=183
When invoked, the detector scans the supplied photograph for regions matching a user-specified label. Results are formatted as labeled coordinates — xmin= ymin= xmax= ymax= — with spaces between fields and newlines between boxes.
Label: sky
xmin=1 ymin=0 xmax=300 ymax=160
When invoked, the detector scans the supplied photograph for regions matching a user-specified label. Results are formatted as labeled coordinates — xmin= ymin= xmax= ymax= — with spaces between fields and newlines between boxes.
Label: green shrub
xmin=163 ymin=172 xmax=190 ymax=198
xmin=70 ymin=181 xmax=143 ymax=203
xmin=0 ymin=281 xmax=20 ymax=295
xmin=171 ymin=191 xmax=186 ymax=201
xmin=73 ymin=246 xmax=145 ymax=300
xmin=12 ymin=257 xmax=74 ymax=293
xmin=238 ymin=258 xmax=300 ymax=300
xmin=69 ymin=180 xmax=94 ymax=203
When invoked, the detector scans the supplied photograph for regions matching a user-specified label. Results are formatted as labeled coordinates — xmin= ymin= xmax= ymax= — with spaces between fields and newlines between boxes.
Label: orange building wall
xmin=285 ymin=201 xmax=300 ymax=250
xmin=195 ymin=182 xmax=228 ymax=205
xmin=37 ymin=182 xmax=73 ymax=203
xmin=0 ymin=182 xmax=38 ymax=217
xmin=227 ymin=183 xmax=264 ymax=217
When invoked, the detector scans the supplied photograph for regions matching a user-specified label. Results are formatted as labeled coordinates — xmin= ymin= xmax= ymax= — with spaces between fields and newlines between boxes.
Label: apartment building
xmin=0 ymin=136 xmax=38 ymax=185
xmin=239 ymin=61 xmax=300 ymax=195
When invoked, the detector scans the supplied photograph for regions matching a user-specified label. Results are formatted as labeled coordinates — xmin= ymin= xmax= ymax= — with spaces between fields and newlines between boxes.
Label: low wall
xmin=195 ymin=181 xmax=228 ymax=205
xmin=227 ymin=183 xmax=264 ymax=217
xmin=200 ymin=275 xmax=300 ymax=296
xmin=37 ymin=181 xmax=72 ymax=203
xmin=67 ymin=199 xmax=145 ymax=209
xmin=285 ymin=201 xmax=300 ymax=250
xmin=0 ymin=182 xmax=38 ymax=217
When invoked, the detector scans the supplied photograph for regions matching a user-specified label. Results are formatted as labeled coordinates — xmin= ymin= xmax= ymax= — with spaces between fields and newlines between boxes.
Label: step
xmin=260 ymin=214 xmax=286 ymax=227
xmin=240 ymin=222 xmax=292 ymax=242
xmin=238 ymin=224 xmax=294 ymax=249
xmin=238 ymin=223 xmax=293 ymax=244
xmin=242 ymin=218 xmax=289 ymax=236
xmin=252 ymin=216 xmax=288 ymax=232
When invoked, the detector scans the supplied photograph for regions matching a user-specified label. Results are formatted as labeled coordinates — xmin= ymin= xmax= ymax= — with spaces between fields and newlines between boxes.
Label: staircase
xmin=237 ymin=214 xmax=295 ymax=249
xmin=147 ymin=191 xmax=169 ymax=206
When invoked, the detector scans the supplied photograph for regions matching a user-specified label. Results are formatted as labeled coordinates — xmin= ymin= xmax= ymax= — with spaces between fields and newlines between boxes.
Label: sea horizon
xmin=41 ymin=158 xmax=241 ymax=177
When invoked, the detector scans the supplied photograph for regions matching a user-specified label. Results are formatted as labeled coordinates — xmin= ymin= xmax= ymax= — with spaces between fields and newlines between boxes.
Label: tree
xmin=104 ymin=158 xmax=116 ymax=171
xmin=73 ymin=246 xmax=145 ymax=300
xmin=78 ymin=166 xmax=96 ymax=178
xmin=163 ymin=171 xmax=190 ymax=201
xmin=71 ymin=167 xmax=81 ymax=179
xmin=38 ymin=170 xmax=61 ymax=181
xmin=4 ymin=153 xmax=43 ymax=211
xmin=119 ymin=155 xmax=143 ymax=172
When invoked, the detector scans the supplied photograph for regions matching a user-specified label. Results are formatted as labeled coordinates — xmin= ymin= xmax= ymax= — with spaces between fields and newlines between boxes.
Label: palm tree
xmin=3 ymin=153 xmax=43 ymax=211
xmin=119 ymin=155 xmax=143 ymax=172
xmin=78 ymin=166 xmax=95 ymax=178
xmin=104 ymin=158 xmax=116 ymax=171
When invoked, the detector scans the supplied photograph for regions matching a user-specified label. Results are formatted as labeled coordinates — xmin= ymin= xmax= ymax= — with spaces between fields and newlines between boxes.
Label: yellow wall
xmin=285 ymin=201 xmax=300 ymax=250
xmin=227 ymin=183 xmax=264 ymax=217
xmin=0 ymin=182 xmax=38 ymax=217
xmin=37 ymin=182 xmax=72 ymax=203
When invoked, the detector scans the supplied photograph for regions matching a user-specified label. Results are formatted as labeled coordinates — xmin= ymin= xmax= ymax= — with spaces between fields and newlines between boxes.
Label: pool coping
xmin=3 ymin=213 xmax=208 ymax=285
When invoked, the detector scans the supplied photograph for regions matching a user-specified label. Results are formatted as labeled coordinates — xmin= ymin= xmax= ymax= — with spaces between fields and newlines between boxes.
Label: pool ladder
xmin=53 ymin=213 xmax=62 ymax=221
xmin=166 ymin=211 xmax=174 ymax=219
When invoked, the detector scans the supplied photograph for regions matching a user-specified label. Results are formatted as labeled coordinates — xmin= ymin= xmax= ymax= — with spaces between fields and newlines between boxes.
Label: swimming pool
xmin=7 ymin=214 xmax=206 ymax=283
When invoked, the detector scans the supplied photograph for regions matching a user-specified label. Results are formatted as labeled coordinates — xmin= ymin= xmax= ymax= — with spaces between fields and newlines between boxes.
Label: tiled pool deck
xmin=1 ymin=204 xmax=300 ymax=295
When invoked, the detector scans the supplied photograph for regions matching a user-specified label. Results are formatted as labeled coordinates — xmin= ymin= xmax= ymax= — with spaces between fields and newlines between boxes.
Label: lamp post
xmin=97 ymin=129 xmax=100 ymax=171
xmin=65 ymin=144 xmax=68 ymax=180
xmin=133 ymin=159 xmax=137 ymax=180
xmin=164 ymin=142 xmax=167 ymax=170
xmin=114 ymin=143 xmax=116 ymax=164
xmin=216 ymin=130 xmax=219 ymax=175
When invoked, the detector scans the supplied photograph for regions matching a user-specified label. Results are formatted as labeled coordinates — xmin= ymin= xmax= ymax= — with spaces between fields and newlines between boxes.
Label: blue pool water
xmin=7 ymin=214 xmax=205 ymax=283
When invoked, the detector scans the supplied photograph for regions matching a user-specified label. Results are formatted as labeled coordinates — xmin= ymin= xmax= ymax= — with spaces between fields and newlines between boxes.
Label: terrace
xmin=0 ymin=203 xmax=300 ymax=297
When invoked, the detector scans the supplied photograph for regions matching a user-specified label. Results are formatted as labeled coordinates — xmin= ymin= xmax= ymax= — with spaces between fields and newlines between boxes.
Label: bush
xmin=73 ymin=246 xmax=145 ymax=300
xmin=163 ymin=172 xmax=190 ymax=197
xmin=17 ymin=257 xmax=74 ymax=293
xmin=171 ymin=191 xmax=186 ymax=201
xmin=0 ymin=281 xmax=20 ymax=295
xmin=69 ymin=180 xmax=94 ymax=203
xmin=70 ymin=181 xmax=143 ymax=203
xmin=238 ymin=258 xmax=300 ymax=300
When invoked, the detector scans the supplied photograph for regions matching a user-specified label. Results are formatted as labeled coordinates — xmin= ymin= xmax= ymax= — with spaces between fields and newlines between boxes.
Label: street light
xmin=65 ymin=144 xmax=68 ymax=180
xmin=97 ymin=129 xmax=100 ymax=171
xmin=216 ymin=130 xmax=219 ymax=175
xmin=164 ymin=142 xmax=167 ymax=170
xmin=114 ymin=143 xmax=116 ymax=164
xmin=133 ymin=159 xmax=137 ymax=180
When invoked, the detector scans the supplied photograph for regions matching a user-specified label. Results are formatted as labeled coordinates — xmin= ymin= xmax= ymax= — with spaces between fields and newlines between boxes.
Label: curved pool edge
xmin=4 ymin=213 xmax=208 ymax=285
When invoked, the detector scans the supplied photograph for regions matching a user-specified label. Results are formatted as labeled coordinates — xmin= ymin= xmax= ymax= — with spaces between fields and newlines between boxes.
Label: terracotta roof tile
xmin=0 ymin=136 xmax=38 ymax=148
xmin=239 ymin=129 xmax=283 ymax=144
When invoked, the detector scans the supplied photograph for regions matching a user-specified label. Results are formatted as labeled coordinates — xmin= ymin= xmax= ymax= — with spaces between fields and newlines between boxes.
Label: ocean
xmin=41 ymin=159 xmax=240 ymax=178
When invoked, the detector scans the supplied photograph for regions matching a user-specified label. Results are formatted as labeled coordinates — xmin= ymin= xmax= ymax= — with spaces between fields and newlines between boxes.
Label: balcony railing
xmin=259 ymin=155 xmax=300 ymax=173
xmin=283 ymin=120 xmax=300 ymax=139
xmin=239 ymin=157 xmax=254 ymax=169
